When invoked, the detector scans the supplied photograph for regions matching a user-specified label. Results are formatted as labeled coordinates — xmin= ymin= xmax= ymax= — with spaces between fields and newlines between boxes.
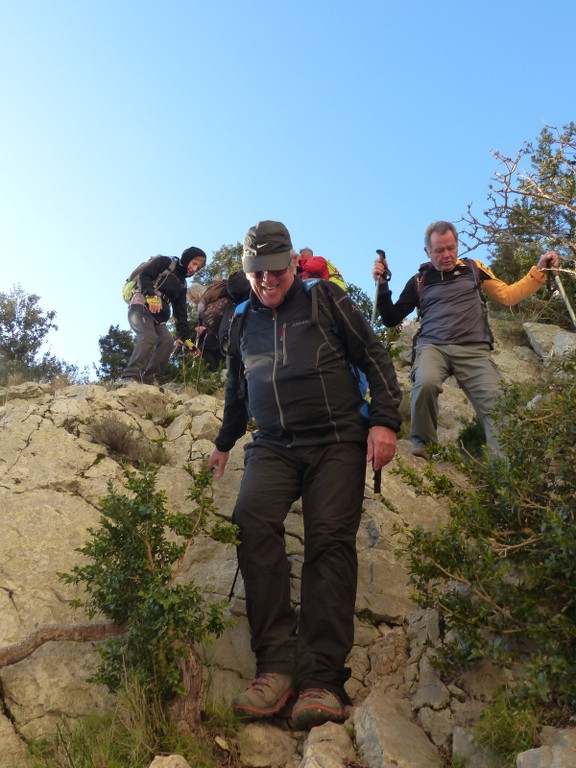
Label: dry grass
xmin=88 ymin=416 xmax=169 ymax=466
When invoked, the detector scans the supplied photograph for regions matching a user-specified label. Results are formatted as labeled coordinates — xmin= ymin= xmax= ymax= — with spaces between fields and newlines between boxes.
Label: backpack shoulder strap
xmin=415 ymin=259 xmax=485 ymax=312
xmin=302 ymin=278 xmax=322 ymax=325
xmin=414 ymin=263 xmax=431 ymax=313
xmin=325 ymin=260 xmax=347 ymax=291
xmin=305 ymin=278 xmax=370 ymax=416
xmin=462 ymin=257 xmax=487 ymax=304
xmin=221 ymin=299 xmax=250 ymax=358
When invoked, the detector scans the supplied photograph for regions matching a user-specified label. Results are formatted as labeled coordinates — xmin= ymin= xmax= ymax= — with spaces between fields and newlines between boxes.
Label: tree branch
xmin=0 ymin=622 xmax=127 ymax=668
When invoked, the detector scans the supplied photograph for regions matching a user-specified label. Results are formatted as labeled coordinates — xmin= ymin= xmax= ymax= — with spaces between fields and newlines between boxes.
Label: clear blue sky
xmin=1 ymin=0 xmax=574 ymax=375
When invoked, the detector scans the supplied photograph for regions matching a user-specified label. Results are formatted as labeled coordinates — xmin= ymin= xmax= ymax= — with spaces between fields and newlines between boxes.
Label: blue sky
xmin=1 ymin=0 xmax=574 ymax=374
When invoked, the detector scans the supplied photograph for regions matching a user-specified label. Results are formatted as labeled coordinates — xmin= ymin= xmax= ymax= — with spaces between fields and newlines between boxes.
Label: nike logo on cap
xmin=255 ymin=243 xmax=268 ymax=249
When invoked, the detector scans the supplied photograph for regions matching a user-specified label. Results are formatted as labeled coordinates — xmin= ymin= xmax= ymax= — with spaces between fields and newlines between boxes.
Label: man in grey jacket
xmin=373 ymin=220 xmax=559 ymax=456
xmin=208 ymin=220 xmax=401 ymax=730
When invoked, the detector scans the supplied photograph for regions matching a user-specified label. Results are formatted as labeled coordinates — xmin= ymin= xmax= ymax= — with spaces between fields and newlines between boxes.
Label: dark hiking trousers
xmin=233 ymin=439 xmax=366 ymax=698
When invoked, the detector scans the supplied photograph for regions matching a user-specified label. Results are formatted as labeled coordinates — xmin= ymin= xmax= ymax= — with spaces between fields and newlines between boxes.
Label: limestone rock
xmin=0 ymin=319 xmax=574 ymax=767
xmin=235 ymin=722 xmax=299 ymax=767
xmin=523 ymin=321 xmax=576 ymax=360
xmin=300 ymin=721 xmax=356 ymax=768
xmin=354 ymin=691 xmax=441 ymax=767
xmin=149 ymin=756 xmax=192 ymax=768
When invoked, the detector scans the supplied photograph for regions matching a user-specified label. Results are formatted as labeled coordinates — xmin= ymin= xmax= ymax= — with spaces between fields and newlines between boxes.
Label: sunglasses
xmin=249 ymin=268 xmax=290 ymax=279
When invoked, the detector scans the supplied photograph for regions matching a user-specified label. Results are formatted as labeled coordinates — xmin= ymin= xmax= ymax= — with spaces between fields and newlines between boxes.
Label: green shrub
xmin=60 ymin=464 xmax=238 ymax=701
xmin=397 ymin=363 xmax=576 ymax=711
xmin=456 ymin=416 xmax=485 ymax=459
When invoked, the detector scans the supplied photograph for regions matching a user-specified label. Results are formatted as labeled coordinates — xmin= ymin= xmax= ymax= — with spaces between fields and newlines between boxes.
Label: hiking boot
xmin=291 ymin=688 xmax=346 ymax=730
xmin=233 ymin=673 xmax=296 ymax=720
xmin=110 ymin=377 xmax=138 ymax=389
xmin=412 ymin=444 xmax=432 ymax=459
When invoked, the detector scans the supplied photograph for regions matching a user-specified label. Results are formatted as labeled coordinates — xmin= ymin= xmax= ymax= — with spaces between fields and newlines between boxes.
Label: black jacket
xmin=138 ymin=256 xmax=190 ymax=340
xmin=215 ymin=277 xmax=402 ymax=452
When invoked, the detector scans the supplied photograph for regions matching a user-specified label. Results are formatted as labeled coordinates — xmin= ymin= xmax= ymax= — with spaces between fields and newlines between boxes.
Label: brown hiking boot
xmin=291 ymin=688 xmax=346 ymax=730
xmin=233 ymin=673 xmax=296 ymax=720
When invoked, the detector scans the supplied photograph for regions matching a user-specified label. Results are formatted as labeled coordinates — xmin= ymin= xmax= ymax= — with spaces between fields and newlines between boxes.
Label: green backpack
xmin=121 ymin=256 xmax=177 ymax=303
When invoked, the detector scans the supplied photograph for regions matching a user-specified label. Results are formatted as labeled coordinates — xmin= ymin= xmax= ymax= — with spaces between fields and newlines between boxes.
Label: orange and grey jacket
xmin=377 ymin=258 xmax=546 ymax=348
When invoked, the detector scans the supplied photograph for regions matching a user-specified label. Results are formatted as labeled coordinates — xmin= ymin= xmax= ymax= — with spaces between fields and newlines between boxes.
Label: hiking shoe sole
xmin=291 ymin=688 xmax=346 ymax=730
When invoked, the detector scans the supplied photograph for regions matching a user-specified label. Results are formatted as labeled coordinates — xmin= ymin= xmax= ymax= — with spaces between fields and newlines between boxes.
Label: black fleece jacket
xmin=215 ymin=277 xmax=402 ymax=452
xmin=138 ymin=256 xmax=190 ymax=340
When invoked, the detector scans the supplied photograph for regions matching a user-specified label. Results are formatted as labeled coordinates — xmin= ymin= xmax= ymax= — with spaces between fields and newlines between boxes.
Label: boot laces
xmin=299 ymin=688 xmax=329 ymax=700
xmin=248 ymin=672 xmax=278 ymax=693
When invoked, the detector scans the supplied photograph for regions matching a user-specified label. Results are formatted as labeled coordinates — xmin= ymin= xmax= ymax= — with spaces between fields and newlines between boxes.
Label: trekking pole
xmin=228 ymin=564 xmax=240 ymax=601
xmin=371 ymin=248 xmax=392 ymax=324
xmin=544 ymin=255 xmax=576 ymax=330
xmin=554 ymin=275 xmax=576 ymax=329
xmin=371 ymin=249 xmax=391 ymax=495
xmin=194 ymin=334 xmax=207 ymax=389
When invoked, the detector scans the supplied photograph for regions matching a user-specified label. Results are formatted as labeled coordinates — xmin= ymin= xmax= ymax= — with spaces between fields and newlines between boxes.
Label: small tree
xmin=196 ymin=242 xmax=243 ymax=285
xmin=96 ymin=324 xmax=135 ymax=381
xmin=460 ymin=123 xmax=576 ymax=326
xmin=60 ymin=463 xmax=238 ymax=730
xmin=0 ymin=284 xmax=58 ymax=364
xmin=0 ymin=284 xmax=81 ymax=383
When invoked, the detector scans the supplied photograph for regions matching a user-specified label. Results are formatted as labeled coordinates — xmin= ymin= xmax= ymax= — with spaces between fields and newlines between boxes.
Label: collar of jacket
xmin=423 ymin=257 xmax=471 ymax=275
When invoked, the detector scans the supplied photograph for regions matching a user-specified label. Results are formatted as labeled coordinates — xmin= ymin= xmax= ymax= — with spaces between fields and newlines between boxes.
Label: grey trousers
xmin=122 ymin=305 xmax=174 ymax=383
xmin=411 ymin=343 xmax=504 ymax=454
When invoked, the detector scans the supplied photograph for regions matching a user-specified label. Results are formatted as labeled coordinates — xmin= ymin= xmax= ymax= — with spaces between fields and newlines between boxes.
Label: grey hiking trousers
xmin=411 ymin=343 xmax=504 ymax=454
xmin=233 ymin=439 xmax=366 ymax=699
xmin=122 ymin=304 xmax=174 ymax=384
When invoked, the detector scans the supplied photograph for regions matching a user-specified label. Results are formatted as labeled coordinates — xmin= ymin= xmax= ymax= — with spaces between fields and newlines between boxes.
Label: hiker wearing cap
xmin=207 ymin=221 xmax=402 ymax=729
xmin=373 ymin=221 xmax=559 ymax=457
xmin=120 ymin=246 xmax=207 ymax=385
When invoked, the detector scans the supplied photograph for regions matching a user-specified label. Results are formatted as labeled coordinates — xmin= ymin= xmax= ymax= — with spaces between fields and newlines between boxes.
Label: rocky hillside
xmin=1 ymin=319 xmax=575 ymax=768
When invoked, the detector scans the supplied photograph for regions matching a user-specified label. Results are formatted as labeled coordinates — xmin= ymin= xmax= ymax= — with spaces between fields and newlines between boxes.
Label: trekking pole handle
xmin=372 ymin=248 xmax=386 ymax=494
xmin=372 ymin=249 xmax=390 ymax=328
xmin=546 ymin=254 xmax=554 ymax=291
xmin=376 ymin=249 xmax=392 ymax=281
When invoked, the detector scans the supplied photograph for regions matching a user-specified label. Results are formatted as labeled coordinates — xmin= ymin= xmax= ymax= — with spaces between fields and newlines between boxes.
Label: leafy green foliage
xmin=164 ymin=347 xmax=226 ymax=393
xmin=347 ymin=282 xmax=402 ymax=355
xmin=60 ymin=465 xmax=238 ymax=701
xmin=456 ymin=416 xmax=486 ymax=459
xmin=96 ymin=324 xmax=135 ymax=381
xmin=196 ymin=242 xmax=243 ymax=284
xmin=0 ymin=284 xmax=83 ymax=384
xmin=0 ymin=283 xmax=58 ymax=365
xmin=461 ymin=122 xmax=576 ymax=328
xmin=398 ymin=365 xmax=576 ymax=710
